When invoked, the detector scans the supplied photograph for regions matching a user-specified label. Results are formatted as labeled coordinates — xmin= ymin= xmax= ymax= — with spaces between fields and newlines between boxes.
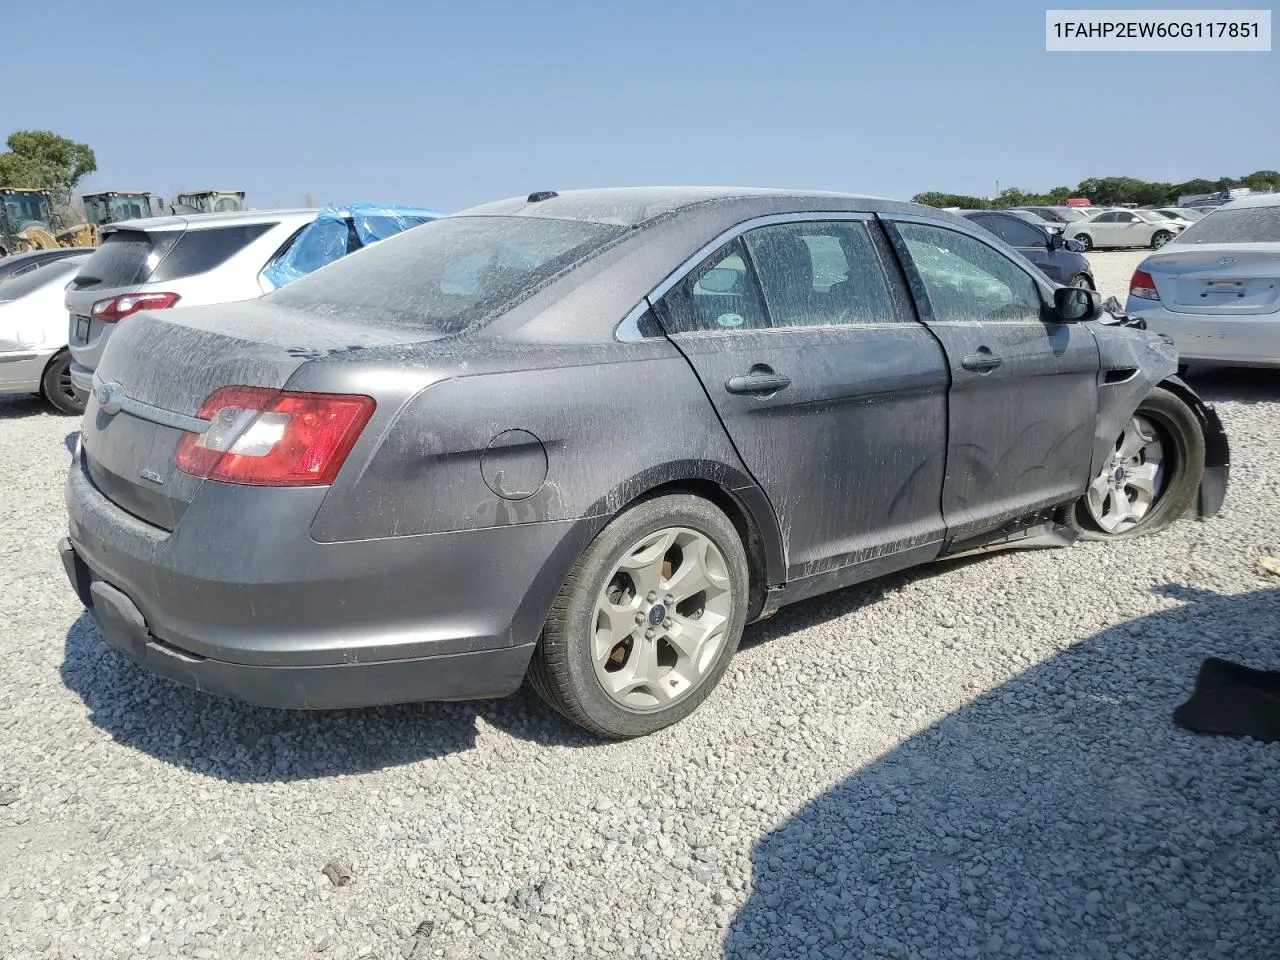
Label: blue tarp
xmin=261 ymin=203 xmax=442 ymax=289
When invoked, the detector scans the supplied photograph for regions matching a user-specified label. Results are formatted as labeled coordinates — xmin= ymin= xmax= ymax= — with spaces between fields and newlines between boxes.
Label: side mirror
xmin=1048 ymin=232 xmax=1065 ymax=250
xmin=1054 ymin=285 xmax=1102 ymax=323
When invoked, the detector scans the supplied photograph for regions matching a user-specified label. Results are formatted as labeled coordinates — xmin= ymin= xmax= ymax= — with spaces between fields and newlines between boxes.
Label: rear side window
xmin=74 ymin=229 xmax=178 ymax=287
xmin=658 ymin=239 xmax=770 ymax=334
xmin=268 ymin=216 xmax=627 ymax=335
xmin=149 ymin=223 xmax=275 ymax=281
xmin=743 ymin=221 xmax=899 ymax=327
xmin=976 ymin=216 xmax=1045 ymax=248
xmin=1171 ymin=206 xmax=1280 ymax=244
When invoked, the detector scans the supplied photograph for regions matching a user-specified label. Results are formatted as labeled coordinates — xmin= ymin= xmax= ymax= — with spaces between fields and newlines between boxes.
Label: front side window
xmin=743 ymin=221 xmax=898 ymax=327
xmin=897 ymin=222 xmax=1045 ymax=323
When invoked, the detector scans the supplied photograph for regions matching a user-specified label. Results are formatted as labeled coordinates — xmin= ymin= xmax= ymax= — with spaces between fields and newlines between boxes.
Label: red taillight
xmin=91 ymin=292 xmax=181 ymax=323
xmin=175 ymin=386 xmax=375 ymax=486
xmin=1129 ymin=269 xmax=1160 ymax=301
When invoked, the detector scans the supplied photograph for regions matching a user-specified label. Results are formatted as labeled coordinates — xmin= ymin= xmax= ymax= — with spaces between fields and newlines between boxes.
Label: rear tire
xmin=1069 ymin=387 xmax=1203 ymax=541
xmin=1074 ymin=234 xmax=1094 ymax=251
xmin=41 ymin=351 xmax=85 ymax=416
xmin=528 ymin=494 xmax=749 ymax=738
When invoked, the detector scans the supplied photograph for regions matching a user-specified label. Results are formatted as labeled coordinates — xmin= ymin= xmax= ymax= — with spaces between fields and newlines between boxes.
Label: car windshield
xmin=1054 ymin=208 xmax=1088 ymax=222
xmin=1169 ymin=206 xmax=1280 ymax=245
xmin=268 ymin=215 xmax=628 ymax=334
xmin=1171 ymin=208 xmax=1204 ymax=221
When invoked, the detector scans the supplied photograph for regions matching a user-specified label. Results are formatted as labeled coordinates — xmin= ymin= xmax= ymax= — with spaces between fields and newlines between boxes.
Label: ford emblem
xmin=95 ymin=381 xmax=126 ymax=416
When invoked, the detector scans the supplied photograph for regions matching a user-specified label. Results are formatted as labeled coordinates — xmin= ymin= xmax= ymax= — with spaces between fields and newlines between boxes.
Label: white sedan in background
xmin=1070 ymin=209 xmax=1186 ymax=250
xmin=1125 ymin=194 xmax=1280 ymax=367
xmin=0 ymin=253 xmax=91 ymax=414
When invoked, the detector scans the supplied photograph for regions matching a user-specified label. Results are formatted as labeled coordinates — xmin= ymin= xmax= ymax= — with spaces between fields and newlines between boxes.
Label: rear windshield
xmin=0 ymin=256 xmax=83 ymax=302
xmin=268 ymin=215 xmax=627 ymax=334
xmin=1170 ymin=206 xmax=1280 ymax=245
xmin=149 ymin=223 xmax=274 ymax=281
xmin=73 ymin=229 xmax=176 ymax=288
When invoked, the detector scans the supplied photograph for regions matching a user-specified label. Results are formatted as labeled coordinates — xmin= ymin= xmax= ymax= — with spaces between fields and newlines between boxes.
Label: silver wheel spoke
xmin=617 ymin=530 xmax=676 ymax=598
xmin=663 ymin=537 xmax=727 ymax=603
xmin=1116 ymin=418 xmax=1154 ymax=461
xmin=1125 ymin=461 xmax=1161 ymax=498
xmin=593 ymin=600 xmax=639 ymax=663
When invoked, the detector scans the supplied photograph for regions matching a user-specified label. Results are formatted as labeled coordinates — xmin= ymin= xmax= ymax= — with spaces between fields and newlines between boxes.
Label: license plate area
xmin=74 ymin=315 xmax=90 ymax=342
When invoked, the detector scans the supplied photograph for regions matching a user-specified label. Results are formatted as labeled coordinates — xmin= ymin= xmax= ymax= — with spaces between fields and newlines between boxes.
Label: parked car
xmin=0 ymin=248 xmax=92 ymax=286
xmin=0 ymin=253 xmax=92 ymax=413
xmin=1124 ymin=193 xmax=1280 ymax=367
xmin=1070 ymin=210 xmax=1186 ymax=251
xmin=61 ymin=187 xmax=1228 ymax=739
xmin=1016 ymin=206 xmax=1092 ymax=227
xmin=1150 ymin=207 xmax=1205 ymax=223
xmin=65 ymin=205 xmax=439 ymax=401
xmin=999 ymin=209 xmax=1065 ymax=235
xmin=961 ymin=210 xmax=1095 ymax=288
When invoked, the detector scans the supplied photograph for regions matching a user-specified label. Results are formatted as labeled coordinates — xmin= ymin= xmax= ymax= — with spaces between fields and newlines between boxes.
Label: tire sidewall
xmin=552 ymin=495 xmax=749 ymax=738
xmin=1073 ymin=388 xmax=1205 ymax=540
xmin=41 ymin=352 xmax=84 ymax=416
xmin=1152 ymin=231 xmax=1172 ymax=249
xmin=1074 ymin=233 xmax=1093 ymax=251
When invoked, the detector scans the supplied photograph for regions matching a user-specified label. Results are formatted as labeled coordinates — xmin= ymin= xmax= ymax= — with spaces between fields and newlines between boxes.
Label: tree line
xmin=912 ymin=170 xmax=1280 ymax=210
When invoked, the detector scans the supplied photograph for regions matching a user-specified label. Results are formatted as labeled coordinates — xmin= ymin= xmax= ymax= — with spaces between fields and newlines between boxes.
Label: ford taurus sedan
xmin=60 ymin=188 xmax=1229 ymax=738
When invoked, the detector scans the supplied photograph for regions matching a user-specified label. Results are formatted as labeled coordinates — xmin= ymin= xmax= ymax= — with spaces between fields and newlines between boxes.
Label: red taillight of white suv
xmin=176 ymin=386 xmax=375 ymax=486
xmin=1129 ymin=269 xmax=1160 ymax=301
xmin=91 ymin=292 xmax=182 ymax=323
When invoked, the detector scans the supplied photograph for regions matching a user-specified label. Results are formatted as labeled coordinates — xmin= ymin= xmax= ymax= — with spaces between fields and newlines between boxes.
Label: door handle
xmin=961 ymin=348 xmax=1003 ymax=372
xmin=725 ymin=372 xmax=792 ymax=395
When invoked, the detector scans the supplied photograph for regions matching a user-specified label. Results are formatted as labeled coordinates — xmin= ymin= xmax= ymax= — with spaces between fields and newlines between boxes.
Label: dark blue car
xmin=961 ymin=210 xmax=1095 ymax=289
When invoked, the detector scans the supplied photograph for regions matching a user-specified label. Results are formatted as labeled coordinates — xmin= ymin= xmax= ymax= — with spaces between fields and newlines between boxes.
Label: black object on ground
xmin=1174 ymin=657 xmax=1280 ymax=741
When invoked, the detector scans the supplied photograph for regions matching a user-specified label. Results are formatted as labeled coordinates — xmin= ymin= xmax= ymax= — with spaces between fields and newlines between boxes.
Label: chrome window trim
xmin=614 ymin=211 xmax=877 ymax=342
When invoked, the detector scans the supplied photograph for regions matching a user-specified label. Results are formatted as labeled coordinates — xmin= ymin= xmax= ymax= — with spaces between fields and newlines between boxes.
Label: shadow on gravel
xmin=64 ymin=430 xmax=79 ymax=456
xmin=727 ymin=586 xmax=1280 ymax=959
xmin=1185 ymin=366 xmax=1280 ymax=406
xmin=0 ymin=395 xmax=51 ymax=420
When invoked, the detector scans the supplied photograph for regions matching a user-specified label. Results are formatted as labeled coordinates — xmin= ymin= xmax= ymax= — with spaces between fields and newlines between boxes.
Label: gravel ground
xmin=1 ymin=307 xmax=1277 ymax=958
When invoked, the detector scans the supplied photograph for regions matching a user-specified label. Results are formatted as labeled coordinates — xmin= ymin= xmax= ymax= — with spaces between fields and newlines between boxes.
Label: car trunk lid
xmin=79 ymin=300 xmax=444 ymax=531
xmin=1148 ymin=244 xmax=1280 ymax=316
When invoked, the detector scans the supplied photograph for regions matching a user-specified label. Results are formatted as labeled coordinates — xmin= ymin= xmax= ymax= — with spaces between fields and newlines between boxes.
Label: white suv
xmin=65 ymin=209 xmax=320 ymax=399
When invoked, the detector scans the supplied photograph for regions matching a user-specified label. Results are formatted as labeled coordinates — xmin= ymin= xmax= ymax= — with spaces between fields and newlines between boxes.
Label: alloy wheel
xmin=1085 ymin=415 xmax=1167 ymax=534
xmin=591 ymin=527 xmax=733 ymax=711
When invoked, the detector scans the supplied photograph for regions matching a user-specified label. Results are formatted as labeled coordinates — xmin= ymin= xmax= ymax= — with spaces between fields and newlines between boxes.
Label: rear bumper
xmin=1126 ymin=300 xmax=1280 ymax=366
xmin=69 ymin=361 xmax=93 ymax=400
xmin=63 ymin=450 xmax=597 ymax=709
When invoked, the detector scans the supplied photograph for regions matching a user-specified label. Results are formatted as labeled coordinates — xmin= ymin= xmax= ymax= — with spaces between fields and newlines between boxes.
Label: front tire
xmin=528 ymin=494 xmax=749 ymax=738
xmin=1151 ymin=230 xmax=1173 ymax=249
xmin=1069 ymin=387 xmax=1204 ymax=541
xmin=41 ymin=351 xmax=85 ymax=416
xmin=1067 ymin=273 xmax=1094 ymax=289
xmin=1074 ymin=233 xmax=1094 ymax=251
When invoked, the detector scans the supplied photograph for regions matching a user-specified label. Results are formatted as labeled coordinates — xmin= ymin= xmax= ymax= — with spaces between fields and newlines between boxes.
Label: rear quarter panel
xmin=305 ymin=339 xmax=763 ymax=543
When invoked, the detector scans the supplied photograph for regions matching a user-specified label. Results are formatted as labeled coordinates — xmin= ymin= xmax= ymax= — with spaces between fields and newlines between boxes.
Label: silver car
xmin=1070 ymin=210 xmax=1185 ymax=251
xmin=1124 ymin=194 xmax=1280 ymax=367
xmin=66 ymin=209 xmax=322 ymax=400
xmin=0 ymin=254 xmax=92 ymax=413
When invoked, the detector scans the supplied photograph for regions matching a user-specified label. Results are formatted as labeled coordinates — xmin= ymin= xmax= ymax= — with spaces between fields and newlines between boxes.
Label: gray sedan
xmin=61 ymin=188 xmax=1229 ymax=738
xmin=1125 ymin=194 xmax=1280 ymax=367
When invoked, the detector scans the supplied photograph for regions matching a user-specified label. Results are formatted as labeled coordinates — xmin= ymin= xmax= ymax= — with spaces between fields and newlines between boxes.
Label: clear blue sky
xmin=9 ymin=0 xmax=1277 ymax=211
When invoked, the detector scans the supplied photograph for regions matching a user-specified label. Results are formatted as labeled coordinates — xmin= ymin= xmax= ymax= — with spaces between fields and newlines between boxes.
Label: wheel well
xmin=39 ymin=348 xmax=70 ymax=396
xmin=631 ymin=478 xmax=772 ymax=622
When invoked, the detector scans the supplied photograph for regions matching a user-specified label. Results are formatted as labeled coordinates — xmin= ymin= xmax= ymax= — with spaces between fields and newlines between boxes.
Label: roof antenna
xmin=527 ymin=191 xmax=558 ymax=203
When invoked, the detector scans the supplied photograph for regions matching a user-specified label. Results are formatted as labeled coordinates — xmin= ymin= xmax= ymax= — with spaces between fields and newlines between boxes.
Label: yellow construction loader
xmin=0 ymin=187 xmax=96 ymax=254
